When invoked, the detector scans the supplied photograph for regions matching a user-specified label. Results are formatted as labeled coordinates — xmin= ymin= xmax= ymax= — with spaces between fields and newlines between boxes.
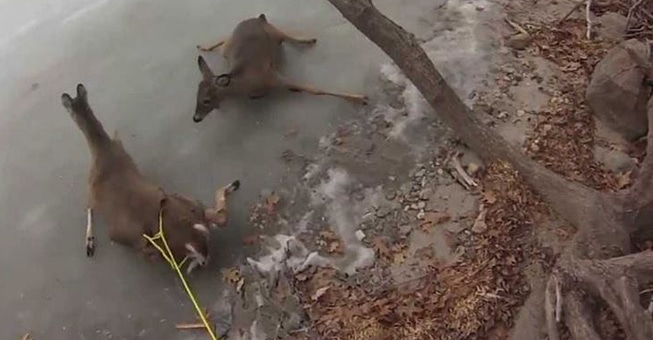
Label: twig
xmin=176 ymin=323 xmax=207 ymax=330
xmin=558 ymin=0 xmax=586 ymax=24
xmin=176 ymin=310 xmax=213 ymax=330
xmin=627 ymin=0 xmax=646 ymax=30
xmin=480 ymin=292 xmax=508 ymax=301
xmin=586 ymin=0 xmax=593 ymax=40
xmin=504 ymin=18 xmax=529 ymax=36
xmin=545 ymin=275 xmax=561 ymax=340
xmin=555 ymin=275 xmax=562 ymax=322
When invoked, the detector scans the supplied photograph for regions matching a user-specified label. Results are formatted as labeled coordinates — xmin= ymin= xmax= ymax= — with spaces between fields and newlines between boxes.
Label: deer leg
xmin=197 ymin=37 xmax=230 ymax=52
xmin=264 ymin=23 xmax=317 ymax=45
xmin=216 ymin=180 xmax=240 ymax=211
xmin=207 ymin=180 xmax=240 ymax=229
xmin=85 ymin=208 xmax=95 ymax=257
xmin=281 ymin=79 xmax=368 ymax=104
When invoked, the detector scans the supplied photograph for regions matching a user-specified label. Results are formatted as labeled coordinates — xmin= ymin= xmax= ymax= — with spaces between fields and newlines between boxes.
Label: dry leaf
xmin=372 ymin=238 xmax=392 ymax=260
xmin=222 ymin=267 xmax=241 ymax=284
xmin=393 ymin=252 xmax=406 ymax=265
xmin=295 ymin=272 xmax=310 ymax=282
xmin=328 ymin=241 xmax=341 ymax=254
xmin=483 ymin=190 xmax=497 ymax=204
xmin=472 ymin=207 xmax=488 ymax=234
xmin=616 ymin=171 xmax=632 ymax=189
xmin=236 ymin=277 xmax=245 ymax=294
xmin=421 ymin=211 xmax=451 ymax=231
xmin=312 ymin=286 xmax=331 ymax=301
xmin=266 ymin=192 xmax=281 ymax=214
xmin=242 ymin=234 xmax=259 ymax=246
xmin=320 ymin=230 xmax=336 ymax=240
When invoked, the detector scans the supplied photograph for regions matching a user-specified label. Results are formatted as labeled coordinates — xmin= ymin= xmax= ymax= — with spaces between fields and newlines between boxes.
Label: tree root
xmin=550 ymin=252 xmax=653 ymax=339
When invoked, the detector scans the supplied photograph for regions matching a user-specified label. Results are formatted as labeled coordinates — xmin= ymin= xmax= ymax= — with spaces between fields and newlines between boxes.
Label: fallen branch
xmin=504 ymin=18 xmax=529 ymax=36
xmin=176 ymin=323 xmax=207 ymax=330
xmin=627 ymin=0 xmax=647 ymax=31
xmin=452 ymin=153 xmax=478 ymax=188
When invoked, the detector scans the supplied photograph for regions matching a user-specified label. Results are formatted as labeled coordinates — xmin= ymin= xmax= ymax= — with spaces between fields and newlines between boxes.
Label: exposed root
xmin=551 ymin=251 xmax=653 ymax=340
xmin=586 ymin=0 xmax=593 ymax=39
xmin=545 ymin=275 xmax=561 ymax=340
xmin=564 ymin=291 xmax=602 ymax=340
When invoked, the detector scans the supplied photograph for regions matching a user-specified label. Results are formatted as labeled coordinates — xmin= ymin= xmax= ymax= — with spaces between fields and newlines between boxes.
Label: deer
xmin=61 ymin=83 xmax=240 ymax=274
xmin=193 ymin=14 xmax=368 ymax=123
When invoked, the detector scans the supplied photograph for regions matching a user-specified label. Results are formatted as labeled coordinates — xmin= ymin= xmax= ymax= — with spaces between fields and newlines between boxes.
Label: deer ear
xmin=61 ymin=93 xmax=74 ymax=111
xmin=76 ymin=83 xmax=87 ymax=99
xmin=197 ymin=56 xmax=214 ymax=81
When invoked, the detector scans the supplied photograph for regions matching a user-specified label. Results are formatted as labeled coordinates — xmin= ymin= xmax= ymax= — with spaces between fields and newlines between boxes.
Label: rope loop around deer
xmin=143 ymin=209 xmax=218 ymax=340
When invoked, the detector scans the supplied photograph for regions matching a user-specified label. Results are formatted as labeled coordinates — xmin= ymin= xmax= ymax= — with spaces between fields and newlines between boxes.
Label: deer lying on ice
xmin=193 ymin=14 xmax=368 ymax=123
xmin=61 ymin=84 xmax=239 ymax=273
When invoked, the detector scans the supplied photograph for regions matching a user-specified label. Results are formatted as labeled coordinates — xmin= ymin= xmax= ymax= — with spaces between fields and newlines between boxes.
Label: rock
xmin=505 ymin=33 xmax=531 ymax=50
xmin=596 ymin=12 xmax=627 ymax=43
xmin=417 ymin=201 xmax=426 ymax=210
xmin=445 ymin=222 xmax=465 ymax=234
xmin=376 ymin=206 xmax=392 ymax=218
xmin=355 ymin=230 xmax=366 ymax=241
xmin=385 ymin=189 xmax=397 ymax=201
xmin=419 ymin=188 xmax=434 ymax=200
xmin=593 ymin=145 xmax=635 ymax=173
xmin=461 ymin=151 xmax=485 ymax=175
xmin=466 ymin=163 xmax=481 ymax=176
xmin=586 ymin=39 xmax=651 ymax=141
xmin=398 ymin=225 xmax=413 ymax=237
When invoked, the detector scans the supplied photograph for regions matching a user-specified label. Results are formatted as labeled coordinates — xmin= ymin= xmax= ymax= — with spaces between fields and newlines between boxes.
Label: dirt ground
xmin=175 ymin=0 xmax=639 ymax=339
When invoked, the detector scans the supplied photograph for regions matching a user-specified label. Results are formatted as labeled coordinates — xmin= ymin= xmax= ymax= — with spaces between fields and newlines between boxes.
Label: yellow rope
xmin=143 ymin=209 xmax=218 ymax=340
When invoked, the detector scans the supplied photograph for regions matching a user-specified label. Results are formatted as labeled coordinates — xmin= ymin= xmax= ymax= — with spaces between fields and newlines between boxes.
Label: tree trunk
xmin=325 ymin=0 xmax=653 ymax=338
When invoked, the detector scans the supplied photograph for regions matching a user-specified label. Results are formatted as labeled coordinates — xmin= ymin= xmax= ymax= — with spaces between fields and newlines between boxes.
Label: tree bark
xmin=325 ymin=0 xmax=653 ymax=339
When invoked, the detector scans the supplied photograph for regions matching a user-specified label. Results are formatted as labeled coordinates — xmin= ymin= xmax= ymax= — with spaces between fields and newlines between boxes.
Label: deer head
xmin=193 ymin=56 xmax=233 ymax=123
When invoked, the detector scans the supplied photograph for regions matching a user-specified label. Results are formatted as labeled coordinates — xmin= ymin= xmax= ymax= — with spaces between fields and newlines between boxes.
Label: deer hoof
xmin=229 ymin=180 xmax=241 ymax=192
xmin=86 ymin=237 xmax=95 ymax=257
xmin=308 ymin=38 xmax=317 ymax=45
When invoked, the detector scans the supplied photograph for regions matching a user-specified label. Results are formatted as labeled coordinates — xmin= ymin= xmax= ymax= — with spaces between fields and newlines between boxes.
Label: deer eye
xmin=202 ymin=97 xmax=211 ymax=105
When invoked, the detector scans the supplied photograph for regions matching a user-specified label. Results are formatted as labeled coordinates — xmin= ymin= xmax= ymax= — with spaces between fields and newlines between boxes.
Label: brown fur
xmin=61 ymin=84 xmax=239 ymax=270
xmin=193 ymin=14 xmax=368 ymax=122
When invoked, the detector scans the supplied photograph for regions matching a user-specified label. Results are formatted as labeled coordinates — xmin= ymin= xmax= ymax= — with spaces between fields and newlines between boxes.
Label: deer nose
xmin=193 ymin=115 xmax=203 ymax=123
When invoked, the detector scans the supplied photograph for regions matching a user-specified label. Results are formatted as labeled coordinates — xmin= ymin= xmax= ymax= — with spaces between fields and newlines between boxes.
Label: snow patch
xmin=246 ymin=234 xmax=330 ymax=277
xmin=375 ymin=0 xmax=494 ymax=140
xmin=312 ymin=168 xmax=375 ymax=274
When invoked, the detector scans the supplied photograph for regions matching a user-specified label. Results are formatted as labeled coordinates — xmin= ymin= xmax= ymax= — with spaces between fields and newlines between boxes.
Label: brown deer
xmin=193 ymin=14 xmax=368 ymax=123
xmin=61 ymin=84 xmax=240 ymax=273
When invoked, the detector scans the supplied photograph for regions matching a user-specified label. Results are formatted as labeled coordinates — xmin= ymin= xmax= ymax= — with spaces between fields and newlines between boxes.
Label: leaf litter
xmin=290 ymin=161 xmax=546 ymax=339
